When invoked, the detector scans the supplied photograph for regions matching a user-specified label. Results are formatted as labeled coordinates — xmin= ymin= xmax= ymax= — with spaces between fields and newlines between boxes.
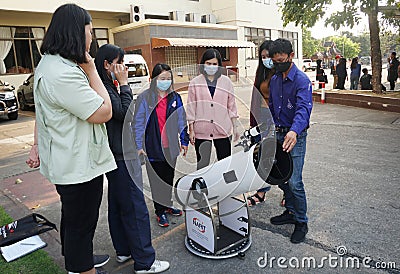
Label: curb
xmin=312 ymin=90 xmax=400 ymax=113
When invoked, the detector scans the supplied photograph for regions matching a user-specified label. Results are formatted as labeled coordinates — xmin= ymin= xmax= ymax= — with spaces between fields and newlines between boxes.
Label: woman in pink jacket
xmin=186 ymin=49 xmax=239 ymax=170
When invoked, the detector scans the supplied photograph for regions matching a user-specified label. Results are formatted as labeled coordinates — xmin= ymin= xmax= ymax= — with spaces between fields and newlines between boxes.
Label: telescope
xmin=174 ymin=124 xmax=293 ymax=259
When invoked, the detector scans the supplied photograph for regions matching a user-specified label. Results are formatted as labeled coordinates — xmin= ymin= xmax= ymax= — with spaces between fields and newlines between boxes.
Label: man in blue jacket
xmin=268 ymin=38 xmax=313 ymax=244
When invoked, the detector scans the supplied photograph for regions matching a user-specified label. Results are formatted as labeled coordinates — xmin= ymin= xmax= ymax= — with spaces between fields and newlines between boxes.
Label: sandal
xmin=247 ymin=192 xmax=265 ymax=207
xmin=280 ymin=194 xmax=285 ymax=207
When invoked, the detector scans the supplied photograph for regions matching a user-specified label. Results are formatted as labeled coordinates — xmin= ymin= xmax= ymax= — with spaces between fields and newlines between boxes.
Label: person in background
xmin=359 ymin=68 xmax=387 ymax=92
xmin=350 ymin=57 xmax=361 ymax=90
xmin=359 ymin=68 xmax=373 ymax=90
xmin=186 ymin=48 xmax=240 ymax=171
xmin=335 ymin=57 xmax=347 ymax=90
xmin=268 ymin=38 xmax=313 ymax=244
xmin=331 ymin=55 xmax=340 ymax=89
xmin=388 ymin=52 xmax=399 ymax=91
xmin=134 ymin=63 xmax=189 ymax=228
xmin=316 ymin=59 xmax=326 ymax=89
xmin=94 ymin=44 xmax=169 ymax=274
xmin=247 ymin=40 xmax=274 ymax=206
xmin=26 ymin=4 xmax=116 ymax=274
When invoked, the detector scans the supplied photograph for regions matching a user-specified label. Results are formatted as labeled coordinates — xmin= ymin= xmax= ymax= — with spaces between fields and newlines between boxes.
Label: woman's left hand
xmin=180 ymin=145 xmax=188 ymax=156
xmin=233 ymin=127 xmax=240 ymax=142
xmin=26 ymin=144 xmax=40 ymax=168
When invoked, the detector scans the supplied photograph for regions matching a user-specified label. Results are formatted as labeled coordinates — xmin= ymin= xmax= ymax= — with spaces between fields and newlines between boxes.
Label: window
xmin=214 ymin=47 xmax=230 ymax=61
xmin=244 ymin=27 xmax=272 ymax=59
xmin=0 ymin=26 xmax=44 ymax=74
xmin=278 ymin=30 xmax=299 ymax=58
xmin=89 ymin=28 xmax=109 ymax=57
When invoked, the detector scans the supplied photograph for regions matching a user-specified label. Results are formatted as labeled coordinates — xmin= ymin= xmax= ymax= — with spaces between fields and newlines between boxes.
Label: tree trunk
xmin=368 ymin=0 xmax=382 ymax=93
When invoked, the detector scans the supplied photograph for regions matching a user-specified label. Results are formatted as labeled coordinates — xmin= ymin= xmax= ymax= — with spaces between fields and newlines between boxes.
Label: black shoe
xmin=270 ymin=210 xmax=296 ymax=225
xmin=94 ymin=254 xmax=110 ymax=268
xmin=290 ymin=222 xmax=308 ymax=244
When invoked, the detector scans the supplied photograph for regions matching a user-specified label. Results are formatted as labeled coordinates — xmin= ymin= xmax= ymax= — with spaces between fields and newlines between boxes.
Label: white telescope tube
xmin=175 ymin=137 xmax=275 ymax=207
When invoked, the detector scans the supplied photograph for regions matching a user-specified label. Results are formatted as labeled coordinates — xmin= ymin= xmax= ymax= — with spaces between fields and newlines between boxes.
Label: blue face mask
xmin=157 ymin=79 xmax=172 ymax=91
xmin=204 ymin=65 xmax=219 ymax=76
xmin=262 ymin=58 xmax=274 ymax=69
xmin=110 ymin=71 xmax=117 ymax=81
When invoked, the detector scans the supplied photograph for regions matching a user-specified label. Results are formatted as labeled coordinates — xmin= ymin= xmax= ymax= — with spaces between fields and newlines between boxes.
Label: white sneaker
xmin=135 ymin=260 xmax=170 ymax=273
xmin=116 ymin=255 xmax=131 ymax=263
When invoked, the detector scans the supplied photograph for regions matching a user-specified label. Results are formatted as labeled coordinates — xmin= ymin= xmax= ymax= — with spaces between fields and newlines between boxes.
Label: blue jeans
xmin=277 ymin=131 xmax=308 ymax=223
xmin=106 ymin=159 xmax=155 ymax=271
xmin=350 ymin=75 xmax=359 ymax=90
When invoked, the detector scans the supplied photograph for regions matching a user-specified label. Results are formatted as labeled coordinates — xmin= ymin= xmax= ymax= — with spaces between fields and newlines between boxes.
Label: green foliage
xmin=352 ymin=33 xmax=371 ymax=57
xmin=329 ymin=36 xmax=361 ymax=58
xmin=0 ymin=207 xmax=64 ymax=274
xmin=281 ymin=0 xmax=332 ymax=28
xmin=302 ymin=29 xmax=325 ymax=57
xmin=380 ymin=31 xmax=400 ymax=58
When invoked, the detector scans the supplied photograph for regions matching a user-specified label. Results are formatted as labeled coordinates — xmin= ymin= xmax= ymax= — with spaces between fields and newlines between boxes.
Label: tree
xmin=280 ymin=0 xmax=398 ymax=93
xmin=329 ymin=36 xmax=361 ymax=59
xmin=353 ymin=33 xmax=371 ymax=57
xmin=302 ymin=29 xmax=324 ymax=57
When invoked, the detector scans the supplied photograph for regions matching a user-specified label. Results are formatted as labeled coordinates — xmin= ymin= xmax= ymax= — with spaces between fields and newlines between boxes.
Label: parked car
xmin=124 ymin=54 xmax=150 ymax=98
xmin=17 ymin=73 xmax=35 ymax=111
xmin=302 ymin=59 xmax=317 ymax=71
xmin=0 ymin=80 xmax=18 ymax=120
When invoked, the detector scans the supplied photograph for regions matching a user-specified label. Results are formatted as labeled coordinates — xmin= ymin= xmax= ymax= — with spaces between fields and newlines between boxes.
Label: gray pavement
xmin=1 ymin=87 xmax=400 ymax=273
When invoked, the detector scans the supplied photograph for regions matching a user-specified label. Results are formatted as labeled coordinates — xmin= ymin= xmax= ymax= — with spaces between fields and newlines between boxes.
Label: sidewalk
xmin=1 ymin=102 xmax=400 ymax=273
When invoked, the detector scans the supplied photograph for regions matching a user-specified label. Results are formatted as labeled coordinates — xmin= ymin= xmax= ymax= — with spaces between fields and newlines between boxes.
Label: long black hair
xmin=94 ymin=44 xmax=124 ymax=87
xmin=350 ymin=57 xmax=358 ymax=69
xmin=41 ymin=4 xmax=92 ymax=64
xmin=199 ymin=48 xmax=223 ymax=79
xmin=150 ymin=63 xmax=174 ymax=95
xmin=254 ymin=40 xmax=273 ymax=90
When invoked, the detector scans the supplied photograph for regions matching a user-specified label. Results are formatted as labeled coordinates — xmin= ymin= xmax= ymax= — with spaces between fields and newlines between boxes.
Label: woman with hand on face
xmin=95 ymin=45 xmax=169 ymax=274
xmin=186 ymin=49 xmax=239 ymax=170
xmin=133 ymin=63 xmax=189 ymax=228
xmin=26 ymin=4 xmax=116 ymax=274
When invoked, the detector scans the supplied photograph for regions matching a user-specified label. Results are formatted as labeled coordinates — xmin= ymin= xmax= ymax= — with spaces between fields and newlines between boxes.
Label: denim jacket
xmin=133 ymin=88 xmax=189 ymax=161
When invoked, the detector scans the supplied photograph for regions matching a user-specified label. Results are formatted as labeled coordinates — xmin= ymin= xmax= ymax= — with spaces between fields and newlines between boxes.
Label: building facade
xmin=0 ymin=0 xmax=301 ymax=86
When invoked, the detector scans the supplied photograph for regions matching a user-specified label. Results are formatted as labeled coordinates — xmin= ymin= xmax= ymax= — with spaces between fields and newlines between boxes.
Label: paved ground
xmin=1 ymin=84 xmax=400 ymax=273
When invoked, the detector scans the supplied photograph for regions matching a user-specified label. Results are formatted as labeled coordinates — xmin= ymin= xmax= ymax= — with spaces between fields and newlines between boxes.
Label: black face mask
xmin=274 ymin=61 xmax=291 ymax=73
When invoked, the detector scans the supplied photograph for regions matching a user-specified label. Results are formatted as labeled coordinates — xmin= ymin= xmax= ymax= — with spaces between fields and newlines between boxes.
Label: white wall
xmin=0 ymin=0 xmax=212 ymax=15
xmin=0 ymin=0 xmax=302 ymax=80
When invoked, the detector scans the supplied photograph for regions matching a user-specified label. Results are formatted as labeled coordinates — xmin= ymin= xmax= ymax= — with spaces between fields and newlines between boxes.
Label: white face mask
xmin=204 ymin=64 xmax=219 ymax=76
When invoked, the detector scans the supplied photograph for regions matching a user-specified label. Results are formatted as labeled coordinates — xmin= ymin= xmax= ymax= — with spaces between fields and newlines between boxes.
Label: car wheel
xmin=18 ymin=93 xmax=27 ymax=110
xmin=8 ymin=112 xmax=18 ymax=120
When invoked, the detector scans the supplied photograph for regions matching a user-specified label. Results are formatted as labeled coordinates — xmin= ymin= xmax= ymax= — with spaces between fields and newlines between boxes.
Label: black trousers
xmin=146 ymin=148 xmax=177 ymax=216
xmin=336 ymin=76 xmax=346 ymax=89
xmin=56 ymin=175 xmax=103 ymax=273
xmin=389 ymin=79 xmax=396 ymax=90
xmin=195 ymin=137 xmax=231 ymax=170
xmin=106 ymin=160 xmax=155 ymax=270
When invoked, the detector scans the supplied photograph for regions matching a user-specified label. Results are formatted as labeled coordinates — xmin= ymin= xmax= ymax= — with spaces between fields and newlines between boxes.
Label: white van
xmin=124 ymin=54 xmax=150 ymax=96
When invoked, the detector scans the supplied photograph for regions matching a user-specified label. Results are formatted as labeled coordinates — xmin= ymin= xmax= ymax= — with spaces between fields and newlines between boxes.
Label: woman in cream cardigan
xmin=186 ymin=49 xmax=239 ymax=170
